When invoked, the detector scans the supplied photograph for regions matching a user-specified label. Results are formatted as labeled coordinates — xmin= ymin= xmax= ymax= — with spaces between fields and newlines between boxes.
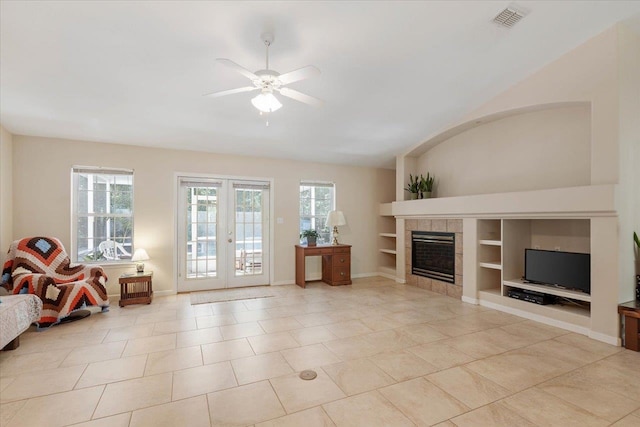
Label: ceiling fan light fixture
xmin=251 ymin=91 xmax=282 ymax=113
xmin=208 ymin=35 xmax=321 ymax=112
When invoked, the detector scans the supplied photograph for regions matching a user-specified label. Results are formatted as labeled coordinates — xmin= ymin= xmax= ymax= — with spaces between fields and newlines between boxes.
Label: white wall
xmin=416 ymin=105 xmax=590 ymax=197
xmin=617 ymin=24 xmax=640 ymax=301
xmin=457 ymin=26 xmax=620 ymax=186
xmin=0 ymin=125 xmax=13 ymax=266
xmin=530 ymin=219 xmax=590 ymax=254
xmin=11 ymin=135 xmax=395 ymax=295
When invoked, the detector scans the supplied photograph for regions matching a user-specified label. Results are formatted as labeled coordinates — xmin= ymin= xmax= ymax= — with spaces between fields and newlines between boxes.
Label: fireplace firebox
xmin=412 ymin=231 xmax=455 ymax=283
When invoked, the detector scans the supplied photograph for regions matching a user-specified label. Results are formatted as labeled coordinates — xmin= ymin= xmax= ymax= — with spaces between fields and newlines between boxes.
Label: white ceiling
xmin=1 ymin=1 xmax=639 ymax=168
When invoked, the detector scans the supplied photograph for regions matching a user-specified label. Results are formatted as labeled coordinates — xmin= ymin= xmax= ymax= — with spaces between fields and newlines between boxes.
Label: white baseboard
xmin=351 ymin=272 xmax=379 ymax=279
xmin=270 ymin=275 xmax=322 ymax=286
xmin=588 ymin=330 xmax=620 ymax=346
xmin=461 ymin=296 xmax=479 ymax=305
xmin=271 ymin=280 xmax=295 ymax=286
xmin=377 ymin=271 xmax=396 ymax=281
xmin=272 ymin=272 xmax=389 ymax=286
xmin=154 ymin=290 xmax=175 ymax=297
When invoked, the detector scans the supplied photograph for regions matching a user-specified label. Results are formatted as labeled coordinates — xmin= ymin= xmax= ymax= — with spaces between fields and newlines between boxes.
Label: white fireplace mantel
xmin=391 ymin=184 xmax=616 ymax=219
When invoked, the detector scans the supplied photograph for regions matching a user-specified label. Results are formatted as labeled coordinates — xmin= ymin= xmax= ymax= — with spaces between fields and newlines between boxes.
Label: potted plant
xmin=300 ymin=229 xmax=319 ymax=246
xmin=404 ymin=174 xmax=419 ymax=200
xmin=419 ymin=173 xmax=435 ymax=199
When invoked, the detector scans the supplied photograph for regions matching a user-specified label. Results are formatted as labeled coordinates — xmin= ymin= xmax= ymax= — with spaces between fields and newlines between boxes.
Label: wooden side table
xmin=119 ymin=271 xmax=153 ymax=307
xmin=618 ymin=300 xmax=640 ymax=351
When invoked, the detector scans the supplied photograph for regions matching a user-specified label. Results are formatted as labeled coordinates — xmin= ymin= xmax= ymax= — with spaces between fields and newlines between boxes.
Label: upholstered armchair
xmin=1 ymin=237 xmax=110 ymax=329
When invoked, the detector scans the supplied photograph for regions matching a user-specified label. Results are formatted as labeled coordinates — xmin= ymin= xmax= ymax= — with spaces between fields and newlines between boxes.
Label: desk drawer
xmin=334 ymin=247 xmax=350 ymax=254
xmin=332 ymin=265 xmax=350 ymax=281
xmin=334 ymin=254 xmax=350 ymax=265
xmin=304 ymin=248 xmax=333 ymax=256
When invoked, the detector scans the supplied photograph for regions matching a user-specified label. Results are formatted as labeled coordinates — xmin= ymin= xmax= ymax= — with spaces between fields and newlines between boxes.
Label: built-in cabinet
xmin=378 ymin=203 xmax=397 ymax=278
xmin=477 ymin=219 xmax=502 ymax=302
xmin=477 ymin=219 xmax=502 ymax=272
xmin=476 ymin=218 xmax=591 ymax=331
xmin=386 ymin=184 xmax=618 ymax=344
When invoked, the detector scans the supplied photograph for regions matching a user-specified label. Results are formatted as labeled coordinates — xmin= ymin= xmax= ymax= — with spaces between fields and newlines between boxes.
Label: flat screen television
xmin=524 ymin=249 xmax=590 ymax=294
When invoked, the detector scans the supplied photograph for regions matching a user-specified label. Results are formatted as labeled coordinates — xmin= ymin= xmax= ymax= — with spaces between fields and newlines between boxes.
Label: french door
xmin=177 ymin=176 xmax=270 ymax=292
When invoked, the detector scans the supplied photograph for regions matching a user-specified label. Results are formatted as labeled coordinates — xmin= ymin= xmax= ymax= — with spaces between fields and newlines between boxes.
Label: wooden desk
xmin=618 ymin=300 xmax=640 ymax=351
xmin=295 ymin=244 xmax=351 ymax=288
xmin=119 ymin=271 xmax=153 ymax=307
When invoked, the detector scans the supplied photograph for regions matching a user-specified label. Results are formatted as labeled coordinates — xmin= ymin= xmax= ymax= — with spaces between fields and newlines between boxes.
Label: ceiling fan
xmin=204 ymin=33 xmax=323 ymax=114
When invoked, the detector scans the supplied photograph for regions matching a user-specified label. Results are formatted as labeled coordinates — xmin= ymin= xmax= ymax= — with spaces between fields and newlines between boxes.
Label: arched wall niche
xmin=406 ymin=102 xmax=591 ymax=198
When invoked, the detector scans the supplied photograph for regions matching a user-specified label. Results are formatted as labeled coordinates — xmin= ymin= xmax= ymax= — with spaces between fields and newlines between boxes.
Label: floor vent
xmin=493 ymin=6 xmax=527 ymax=28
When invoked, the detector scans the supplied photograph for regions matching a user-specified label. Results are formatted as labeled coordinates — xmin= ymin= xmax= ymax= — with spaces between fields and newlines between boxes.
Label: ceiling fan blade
xmin=278 ymin=65 xmax=320 ymax=85
xmin=216 ymin=58 xmax=259 ymax=81
xmin=278 ymin=87 xmax=324 ymax=107
xmin=203 ymin=86 xmax=258 ymax=98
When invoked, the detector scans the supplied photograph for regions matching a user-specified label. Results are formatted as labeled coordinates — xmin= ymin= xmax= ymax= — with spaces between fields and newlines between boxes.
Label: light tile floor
xmin=1 ymin=277 xmax=640 ymax=426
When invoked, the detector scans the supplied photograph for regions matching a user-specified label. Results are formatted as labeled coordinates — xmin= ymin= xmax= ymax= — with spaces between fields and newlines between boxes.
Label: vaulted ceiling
xmin=1 ymin=1 xmax=639 ymax=168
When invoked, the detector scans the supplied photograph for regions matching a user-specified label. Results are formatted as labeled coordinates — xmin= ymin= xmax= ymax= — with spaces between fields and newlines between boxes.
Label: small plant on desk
xmin=300 ymin=229 xmax=319 ymax=246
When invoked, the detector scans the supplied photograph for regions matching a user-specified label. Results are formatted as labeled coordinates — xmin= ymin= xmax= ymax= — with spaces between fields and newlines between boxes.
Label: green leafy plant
xmin=634 ymin=231 xmax=640 ymax=249
xmin=300 ymin=229 xmax=319 ymax=239
xmin=404 ymin=174 xmax=419 ymax=194
xmin=419 ymin=173 xmax=435 ymax=193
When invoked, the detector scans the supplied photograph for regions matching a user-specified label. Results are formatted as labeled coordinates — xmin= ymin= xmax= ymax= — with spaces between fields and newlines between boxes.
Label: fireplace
xmin=412 ymin=231 xmax=455 ymax=284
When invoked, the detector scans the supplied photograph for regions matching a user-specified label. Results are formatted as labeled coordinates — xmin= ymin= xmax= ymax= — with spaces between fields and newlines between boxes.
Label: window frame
xmin=299 ymin=181 xmax=335 ymax=245
xmin=71 ymin=166 xmax=135 ymax=264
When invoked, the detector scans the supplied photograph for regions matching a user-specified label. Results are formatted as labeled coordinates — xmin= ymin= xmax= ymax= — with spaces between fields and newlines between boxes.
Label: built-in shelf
xmin=473 ymin=218 xmax=592 ymax=335
xmin=479 ymin=261 xmax=502 ymax=270
xmin=378 ymin=202 xmax=397 ymax=279
xmin=503 ymin=278 xmax=591 ymax=303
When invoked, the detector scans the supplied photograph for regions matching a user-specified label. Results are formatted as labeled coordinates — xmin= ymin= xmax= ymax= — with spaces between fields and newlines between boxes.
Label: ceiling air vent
xmin=493 ymin=6 xmax=527 ymax=28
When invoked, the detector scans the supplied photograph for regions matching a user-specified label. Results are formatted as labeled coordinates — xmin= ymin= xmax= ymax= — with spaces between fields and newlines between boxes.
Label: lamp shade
xmin=326 ymin=211 xmax=347 ymax=228
xmin=251 ymin=92 xmax=282 ymax=113
xmin=131 ymin=248 xmax=150 ymax=262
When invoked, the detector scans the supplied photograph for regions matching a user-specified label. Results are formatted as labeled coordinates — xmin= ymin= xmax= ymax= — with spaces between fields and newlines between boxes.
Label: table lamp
xmin=326 ymin=211 xmax=347 ymax=245
xmin=131 ymin=248 xmax=150 ymax=272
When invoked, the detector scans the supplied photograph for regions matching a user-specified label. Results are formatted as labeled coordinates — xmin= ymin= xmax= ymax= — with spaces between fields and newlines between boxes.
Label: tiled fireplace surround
xmin=405 ymin=218 xmax=463 ymax=299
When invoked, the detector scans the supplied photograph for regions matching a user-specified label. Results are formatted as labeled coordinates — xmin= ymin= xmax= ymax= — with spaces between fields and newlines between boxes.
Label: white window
xmin=299 ymin=181 xmax=335 ymax=244
xmin=72 ymin=167 xmax=134 ymax=263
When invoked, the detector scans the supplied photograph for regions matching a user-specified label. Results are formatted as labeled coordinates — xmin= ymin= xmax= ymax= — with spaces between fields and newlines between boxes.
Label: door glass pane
xmin=186 ymin=186 xmax=218 ymax=278
xmin=234 ymin=188 xmax=263 ymax=276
